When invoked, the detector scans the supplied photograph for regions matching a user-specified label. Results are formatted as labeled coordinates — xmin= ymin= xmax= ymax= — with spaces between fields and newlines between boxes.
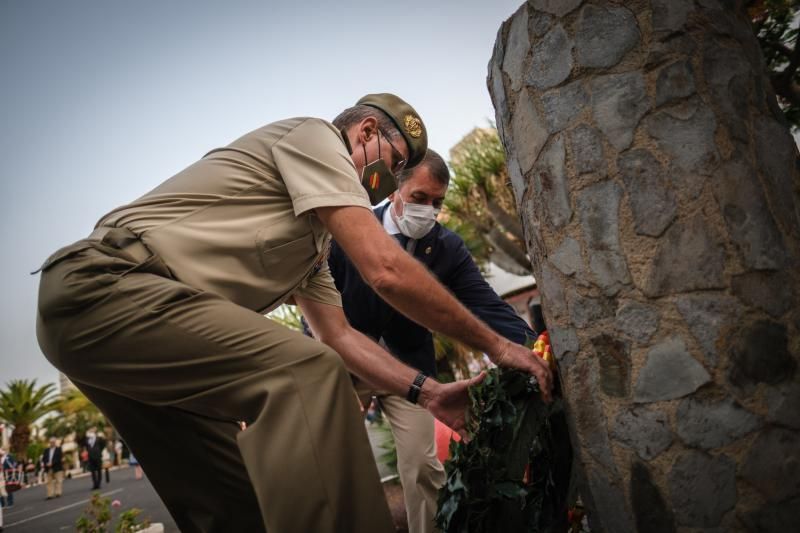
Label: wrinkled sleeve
xmin=293 ymin=260 xmax=343 ymax=308
xmin=272 ymin=118 xmax=371 ymax=216
xmin=447 ymin=238 xmax=536 ymax=345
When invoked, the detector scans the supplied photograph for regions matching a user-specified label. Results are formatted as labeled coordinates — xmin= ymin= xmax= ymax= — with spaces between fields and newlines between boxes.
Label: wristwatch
xmin=406 ymin=372 xmax=428 ymax=404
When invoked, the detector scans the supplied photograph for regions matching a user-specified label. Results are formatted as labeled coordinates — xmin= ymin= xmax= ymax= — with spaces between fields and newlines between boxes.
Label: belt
xmin=87 ymin=226 xmax=152 ymax=264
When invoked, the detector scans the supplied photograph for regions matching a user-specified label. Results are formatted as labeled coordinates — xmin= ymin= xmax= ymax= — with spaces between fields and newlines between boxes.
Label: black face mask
xmin=359 ymin=131 xmax=398 ymax=205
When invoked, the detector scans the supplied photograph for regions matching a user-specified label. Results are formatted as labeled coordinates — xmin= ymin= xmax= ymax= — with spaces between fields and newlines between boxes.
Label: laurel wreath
xmin=435 ymin=367 xmax=568 ymax=532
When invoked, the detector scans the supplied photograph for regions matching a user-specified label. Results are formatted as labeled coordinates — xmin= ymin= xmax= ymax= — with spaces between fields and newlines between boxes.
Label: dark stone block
xmin=728 ymin=320 xmax=796 ymax=391
xmin=540 ymin=261 xmax=567 ymax=319
xmin=575 ymin=4 xmax=640 ymax=69
xmin=732 ymin=271 xmax=794 ymax=318
xmin=577 ymin=181 xmax=631 ymax=295
xmin=646 ymin=34 xmax=698 ymax=68
xmin=617 ymin=148 xmax=678 ymax=237
xmin=548 ymin=324 xmax=579 ymax=363
xmin=587 ymin=469 xmax=636 ymax=533
xmin=528 ymin=0 xmax=582 ymax=17
xmin=676 ymin=396 xmax=761 ymax=449
xmin=642 ymin=215 xmax=726 ymax=297
xmin=528 ymin=24 xmax=573 ymax=90
xmin=766 ymin=383 xmax=800 ymax=430
xmin=702 ymin=42 xmax=752 ymax=142
xmin=740 ymin=496 xmax=800 ymax=533
xmin=634 ymin=338 xmax=711 ymax=403
xmin=567 ymin=290 xmax=613 ymax=328
xmin=675 ymin=294 xmax=740 ymax=367
xmin=534 ymin=135 xmax=572 ymax=228
xmin=568 ymin=123 xmax=605 ymax=175
xmin=550 ymin=237 xmax=583 ymax=277
xmin=656 ymin=59 xmax=696 ymax=107
xmin=652 ymin=0 xmax=693 ymax=33
xmin=740 ymin=427 xmax=800 ymax=503
xmin=611 ymin=407 xmax=673 ymax=460
xmin=631 ymin=462 xmax=676 ymax=533
xmin=529 ymin=10 xmax=554 ymax=38
xmin=510 ymin=90 xmax=550 ymax=176
xmin=668 ymin=450 xmax=736 ymax=527
xmin=591 ymin=72 xmax=649 ymax=150
xmin=501 ymin=5 xmax=530 ymax=93
xmin=506 ymin=155 xmax=525 ymax=206
xmin=572 ymin=360 xmax=617 ymax=474
xmin=592 ymin=334 xmax=630 ymax=398
xmin=645 ymin=98 xmax=719 ymax=176
xmin=542 ymin=80 xmax=588 ymax=133
xmin=713 ymin=159 xmax=788 ymax=270
xmin=615 ymin=300 xmax=659 ymax=345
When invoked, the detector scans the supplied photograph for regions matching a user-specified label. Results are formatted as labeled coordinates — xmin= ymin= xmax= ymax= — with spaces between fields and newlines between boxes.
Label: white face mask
xmin=393 ymin=195 xmax=440 ymax=240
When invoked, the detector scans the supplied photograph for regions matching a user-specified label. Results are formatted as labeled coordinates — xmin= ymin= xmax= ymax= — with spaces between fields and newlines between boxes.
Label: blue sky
xmin=0 ymin=0 xmax=523 ymax=387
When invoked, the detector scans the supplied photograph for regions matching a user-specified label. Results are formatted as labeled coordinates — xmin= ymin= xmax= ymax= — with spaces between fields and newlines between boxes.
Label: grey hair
xmin=332 ymin=105 xmax=402 ymax=140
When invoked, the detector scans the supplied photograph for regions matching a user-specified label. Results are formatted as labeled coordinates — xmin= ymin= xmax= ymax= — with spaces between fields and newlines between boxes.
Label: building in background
xmin=483 ymin=262 xmax=540 ymax=330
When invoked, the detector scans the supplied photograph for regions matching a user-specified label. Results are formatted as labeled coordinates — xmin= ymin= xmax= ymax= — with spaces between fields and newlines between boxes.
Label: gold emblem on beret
xmin=404 ymin=115 xmax=422 ymax=138
xmin=425 ymin=246 xmax=432 ymax=255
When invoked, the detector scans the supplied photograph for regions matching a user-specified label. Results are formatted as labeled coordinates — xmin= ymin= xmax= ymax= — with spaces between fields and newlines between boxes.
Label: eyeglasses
xmin=379 ymin=130 xmax=407 ymax=174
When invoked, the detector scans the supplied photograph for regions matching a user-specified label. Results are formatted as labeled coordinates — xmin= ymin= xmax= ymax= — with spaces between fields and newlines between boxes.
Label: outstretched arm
xmin=315 ymin=205 xmax=552 ymax=401
xmin=296 ymin=295 xmax=485 ymax=437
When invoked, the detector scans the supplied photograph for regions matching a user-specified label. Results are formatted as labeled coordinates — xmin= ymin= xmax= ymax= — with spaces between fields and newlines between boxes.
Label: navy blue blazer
xmin=328 ymin=203 xmax=535 ymax=377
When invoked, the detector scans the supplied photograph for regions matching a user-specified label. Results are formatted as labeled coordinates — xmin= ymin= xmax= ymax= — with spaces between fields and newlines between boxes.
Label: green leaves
xmin=435 ymin=368 xmax=564 ymax=533
xmin=0 ymin=379 xmax=59 ymax=458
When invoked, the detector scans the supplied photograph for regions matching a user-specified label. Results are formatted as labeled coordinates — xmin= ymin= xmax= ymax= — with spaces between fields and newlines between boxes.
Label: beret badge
xmin=404 ymin=115 xmax=423 ymax=138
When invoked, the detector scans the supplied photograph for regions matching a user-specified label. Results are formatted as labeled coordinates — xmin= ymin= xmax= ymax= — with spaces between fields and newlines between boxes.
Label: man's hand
xmin=493 ymin=339 xmax=554 ymax=403
xmin=420 ymin=372 xmax=487 ymax=441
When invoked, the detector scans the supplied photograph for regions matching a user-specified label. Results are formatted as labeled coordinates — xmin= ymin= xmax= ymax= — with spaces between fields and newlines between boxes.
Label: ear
xmin=356 ymin=116 xmax=379 ymax=143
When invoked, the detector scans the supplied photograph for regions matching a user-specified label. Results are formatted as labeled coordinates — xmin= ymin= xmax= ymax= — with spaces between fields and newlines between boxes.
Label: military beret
xmin=356 ymin=93 xmax=428 ymax=168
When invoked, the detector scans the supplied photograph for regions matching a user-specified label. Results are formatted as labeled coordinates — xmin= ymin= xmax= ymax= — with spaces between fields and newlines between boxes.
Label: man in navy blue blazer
xmin=326 ymin=149 xmax=536 ymax=533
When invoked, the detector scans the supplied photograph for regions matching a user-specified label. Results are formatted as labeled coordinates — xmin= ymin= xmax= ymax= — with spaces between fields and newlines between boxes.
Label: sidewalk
xmin=9 ymin=464 xmax=131 ymax=494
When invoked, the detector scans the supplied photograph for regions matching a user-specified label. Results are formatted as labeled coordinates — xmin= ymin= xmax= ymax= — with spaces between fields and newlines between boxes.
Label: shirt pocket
xmin=256 ymin=231 xmax=318 ymax=284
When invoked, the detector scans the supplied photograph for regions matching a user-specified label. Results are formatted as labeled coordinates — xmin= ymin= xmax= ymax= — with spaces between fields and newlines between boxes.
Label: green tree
xmin=749 ymin=0 xmax=799 ymax=129
xmin=41 ymin=388 xmax=107 ymax=442
xmin=443 ymin=127 xmax=530 ymax=276
xmin=267 ymin=304 xmax=304 ymax=331
xmin=0 ymin=379 xmax=59 ymax=459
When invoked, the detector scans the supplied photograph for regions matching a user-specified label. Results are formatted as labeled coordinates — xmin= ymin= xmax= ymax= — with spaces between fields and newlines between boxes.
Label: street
xmin=1 ymin=467 xmax=177 ymax=532
xmin=2 ymin=423 xmax=391 ymax=531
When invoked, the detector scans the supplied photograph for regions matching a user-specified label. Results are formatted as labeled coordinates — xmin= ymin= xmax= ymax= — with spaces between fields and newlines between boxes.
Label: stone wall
xmin=488 ymin=1 xmax=800 ymax=531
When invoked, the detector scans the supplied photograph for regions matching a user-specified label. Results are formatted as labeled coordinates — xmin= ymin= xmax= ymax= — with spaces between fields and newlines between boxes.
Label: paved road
xmin=1 ymin=467 xmax=177 ymax=532
xmin=1 ymin=424 xmax=392 ymax=532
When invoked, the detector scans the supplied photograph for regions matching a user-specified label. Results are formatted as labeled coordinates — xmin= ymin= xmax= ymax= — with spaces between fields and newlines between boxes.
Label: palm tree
xmin=41 ymin=388 xmax=106 ymax=441
xmin=444 ymin=127 xmax=531 ymax=276
xmin=0 ymin=379 xmax=59 ymax=459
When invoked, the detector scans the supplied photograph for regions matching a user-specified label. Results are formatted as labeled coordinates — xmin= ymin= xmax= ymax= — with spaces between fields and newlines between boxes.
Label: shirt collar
xmin=382 ymin=202 xmax=401 ymax=235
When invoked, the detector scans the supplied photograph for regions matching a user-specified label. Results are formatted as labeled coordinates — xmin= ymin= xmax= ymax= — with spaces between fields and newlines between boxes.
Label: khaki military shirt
xmin=96 ymin=117 xmax=371 ymax=313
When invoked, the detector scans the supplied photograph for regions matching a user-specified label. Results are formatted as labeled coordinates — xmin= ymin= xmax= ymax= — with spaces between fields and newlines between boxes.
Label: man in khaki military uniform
xmin=36 ymin=93 xmax=553 ymax=533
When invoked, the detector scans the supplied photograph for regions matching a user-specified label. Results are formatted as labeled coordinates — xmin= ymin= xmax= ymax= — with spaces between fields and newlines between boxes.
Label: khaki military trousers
xmin=46 ymin=470 xmax=63 ymax=498
xmin=36 ymin=241 xmax=394 ymax=533
xmin=358 ymin=384 xmax=445 ymax=533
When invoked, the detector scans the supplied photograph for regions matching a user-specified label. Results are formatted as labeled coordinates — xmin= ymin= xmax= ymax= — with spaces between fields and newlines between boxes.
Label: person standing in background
xmin=85 ymin=427 xmax=105 ymax=490
xmin=43 ymin=437 xmax=64 ymax=499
